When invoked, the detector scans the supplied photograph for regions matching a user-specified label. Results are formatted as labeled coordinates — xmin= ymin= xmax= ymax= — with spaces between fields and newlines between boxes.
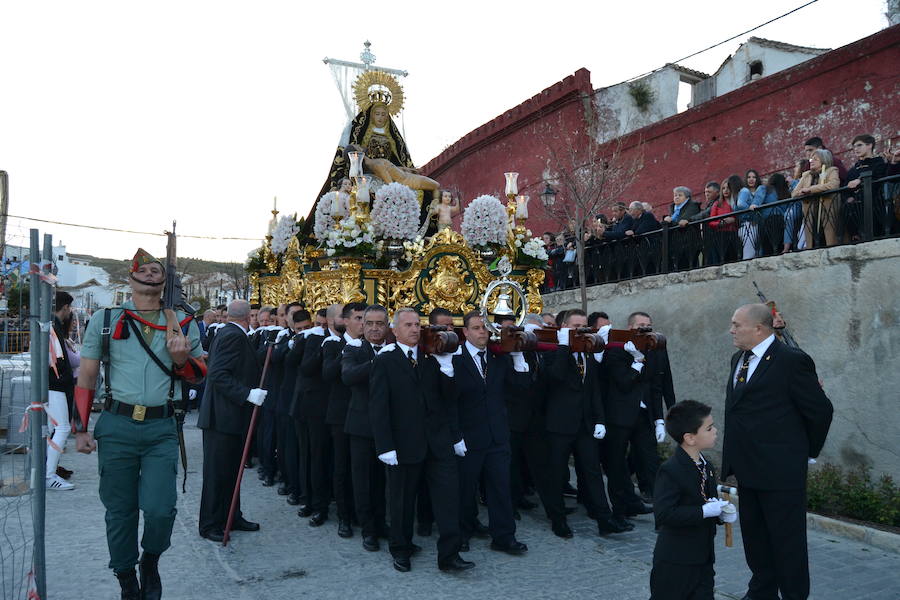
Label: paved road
xmin=40 ymin=415 xmax=900 ymax=599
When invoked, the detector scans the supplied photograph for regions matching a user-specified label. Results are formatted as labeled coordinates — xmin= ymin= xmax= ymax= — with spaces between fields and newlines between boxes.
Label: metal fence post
xmin=860 ymin=169 xmax=874 ymax=242
xmin=660 ymin=223 xmax=670 ymax=274
xmin=28 ymin=229 xmax=47 ymax=599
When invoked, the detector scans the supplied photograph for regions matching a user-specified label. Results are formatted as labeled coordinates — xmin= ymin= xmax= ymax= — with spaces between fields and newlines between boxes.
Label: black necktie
xmin=407 ymin=349 xmax=417 ymax=368
xmin=477 ymin=350 xmax=487 ymax=379
xmin=373 ymin=345 xmax=382 ymax=353
xmin=734 ymin=350 xmax=752 ymax=391
xmin=575 ymin=353 xmax=585 ymax=379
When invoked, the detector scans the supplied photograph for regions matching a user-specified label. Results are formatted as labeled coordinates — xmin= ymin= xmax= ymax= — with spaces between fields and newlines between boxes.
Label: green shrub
xmin=807 ymin=463 xmax=900 ymax=527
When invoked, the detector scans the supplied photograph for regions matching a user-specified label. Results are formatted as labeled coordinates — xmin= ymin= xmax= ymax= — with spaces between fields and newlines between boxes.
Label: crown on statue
xmin=368 ymin=86 xmax=392 ymax=106
xmin=354 ymin=70 xmax=405 ymax=116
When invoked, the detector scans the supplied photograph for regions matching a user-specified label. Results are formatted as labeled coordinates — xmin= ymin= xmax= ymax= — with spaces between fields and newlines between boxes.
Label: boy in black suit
xmin=650 ymin=400 xmax=736 ymax=600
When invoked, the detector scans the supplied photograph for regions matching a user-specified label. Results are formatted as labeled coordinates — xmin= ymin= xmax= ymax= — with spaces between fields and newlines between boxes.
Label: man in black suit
xmin=543 ymin=309 xmax=623 ymax=538
xmin=369 ymin=308 xmax=473 ymax=573
xmin=453 ymin=311 xmax=529 ymax=556
xmin=342 ymin=305 xmax=390 ymax=552
xmin=299 ymin=304 xmax=344 ymax=527
xmin=197 ymin=300 xmax=264 ymax=542
xmin=274 ymin=307 xmax=311 ymax=505
xmin=322 ymin=302 xmax=367 ymax=538
xmin=723 ymin=303 xmax=833 ymax=600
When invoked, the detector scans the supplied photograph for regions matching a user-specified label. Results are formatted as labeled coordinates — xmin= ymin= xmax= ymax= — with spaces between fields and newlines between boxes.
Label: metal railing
xmin=547 ymin=170 xmax=899 ymax=290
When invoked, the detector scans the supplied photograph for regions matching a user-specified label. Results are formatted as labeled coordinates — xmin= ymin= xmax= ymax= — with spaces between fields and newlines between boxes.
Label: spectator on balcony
xmin=601 ymin=203 xmax=634 ymax=241
xmin=542 ymin=232 xmax=558 ymax=291
xmin=789 ymin=159 xmax=811 ymax=249
xmin=641 ymin=202 xmax=657 ymax=219
xmin=764 ymin=173 xmax=798 ymax=254
xmin=842 ymin=134 xmax=889 ymax=241
xmin=804 ymin=137 xmax=848 ymax=183
xmin=623 ymin=201 xmax=659 ymax=237
xmin=792 ymin=149 xmax=841 ymax=248
xmin=548 ymin=233 xmax=565 ymax=291
xmin=664 ymin=187 xmax=700 ymax=225
xmin=704 ymin=176 xmax=740 ymax=266
xmin=680 ymin=182 xmax=721 ymax=225
xmin=736 ymin=170 xmax=768 ymax=260
xmin=664 ymin=187 xmax=701 ymax=269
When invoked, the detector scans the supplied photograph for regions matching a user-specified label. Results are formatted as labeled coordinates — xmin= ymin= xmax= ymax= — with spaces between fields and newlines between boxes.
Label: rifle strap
xmin=101 ymin=309 xmax=113 ymax=402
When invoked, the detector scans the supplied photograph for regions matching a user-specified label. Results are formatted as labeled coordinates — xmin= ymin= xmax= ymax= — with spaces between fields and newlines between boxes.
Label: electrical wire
xmin=1 ymin=214 xmax=261 ymax=241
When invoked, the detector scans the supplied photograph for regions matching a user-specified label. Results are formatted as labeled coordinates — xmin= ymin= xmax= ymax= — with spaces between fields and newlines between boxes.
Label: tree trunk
xmin=574 ymin=206 xmax=587 ymax=312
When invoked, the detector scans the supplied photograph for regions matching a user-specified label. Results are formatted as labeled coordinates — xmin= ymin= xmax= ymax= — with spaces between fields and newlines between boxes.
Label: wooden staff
xmin=717 ymin=484 xmax=737 ymax=548
xmin=223 ymin=342 xmax=274 ymax=547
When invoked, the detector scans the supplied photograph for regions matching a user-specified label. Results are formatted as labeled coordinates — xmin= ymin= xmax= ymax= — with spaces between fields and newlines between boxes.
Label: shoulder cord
xmin=124 ymin=314 xmax=176 ymax=402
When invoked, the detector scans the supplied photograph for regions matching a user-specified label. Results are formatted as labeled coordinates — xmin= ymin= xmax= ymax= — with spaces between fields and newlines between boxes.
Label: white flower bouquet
xmin=402 ymin=236 xmax=425 ymax=264
xmin=323 ymin=214 xmax=374 ymax=257
xmin=461 ymin=194 xmax=507 ymax=249
xmin=270 ymin=215 xmax=299 ymax=255
xmin=313 ymin=191 xmax=339 ymax=241
xmin=516 ymin=229 xmax=549 ymax=267
xmin=370 ymin=182 xmax=420 ymax=240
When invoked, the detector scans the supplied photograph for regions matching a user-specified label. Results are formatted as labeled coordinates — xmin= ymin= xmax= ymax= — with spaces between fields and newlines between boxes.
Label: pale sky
xmin=0 ymin=0 xmax=890 ymax=263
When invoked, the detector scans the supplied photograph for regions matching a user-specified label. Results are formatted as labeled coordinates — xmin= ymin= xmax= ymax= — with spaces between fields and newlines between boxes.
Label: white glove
xmin=557 ymin=328 xmax=570 ymax=346
xmin=523 ymin=322 xmax=541 ymax=334
xmin=593 ymin=424 xmax=606 ymax=440
xmin=598 ymin=324 xmax=610 ymax=344
xmin=623 ymin=341 xmax=645 ymax=362
xmin=288 ymin=338 xmax=295 ymax=350
xmin=510 ymin=351 xmax=529 ymax=373
xmin=247 ymin=388 xmax=267 ymax=406
xmin=720 ymin=502 xmax=738 ymax=523
xmin=808 ymin=457 xmax=817 ymax=464
xmin=302 ymin=326 xmax=325 ymax=338
xmin=188 ymin=389 xmax=197 ymax=401
xmin=702 ymin=499 xmax=728 ymax=519
xmin=592 ymin=351 xmax=604 ymax=363
xmin=654 ymin=419 xmax=666 ymax=443
xmin=378 ymin=450 xmax=398 ymax=466
xmin=453 ymin=439 xmax=468 ymax=457
xmin=434 ymin=352 xmax=455 ymax=377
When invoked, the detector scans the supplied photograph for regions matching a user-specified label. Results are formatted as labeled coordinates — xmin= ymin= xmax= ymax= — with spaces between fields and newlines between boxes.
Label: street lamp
xmin=540 ymin=183 xmax=558 ymax=208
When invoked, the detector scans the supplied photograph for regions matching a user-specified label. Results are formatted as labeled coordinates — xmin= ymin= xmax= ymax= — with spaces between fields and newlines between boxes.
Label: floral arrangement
xmin=402 ymin=236 xmax=425 ymax=264
xmin=270 ymin=215 xmax=299 ymax=255
xmin=515 ymin=229 xmax=549 ymax=267
xmin=370 ymin=182 xmax=420 ymax=240
xmin=245 ymin=245 xmax=266 ymax=272
xmin=323 ymin=214 xmax=374 ymax=257
xmin=461 ymin=194 xmax=507 ymax=248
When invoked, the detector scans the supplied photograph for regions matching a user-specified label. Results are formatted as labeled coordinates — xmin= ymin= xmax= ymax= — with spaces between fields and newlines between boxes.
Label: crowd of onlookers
xmin=543 ymin=134 xmax=900 ymax=291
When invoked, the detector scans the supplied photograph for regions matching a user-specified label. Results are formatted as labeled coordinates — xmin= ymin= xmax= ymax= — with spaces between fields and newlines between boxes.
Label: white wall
xmin=716 ymin=42 xmax=825 ymax=97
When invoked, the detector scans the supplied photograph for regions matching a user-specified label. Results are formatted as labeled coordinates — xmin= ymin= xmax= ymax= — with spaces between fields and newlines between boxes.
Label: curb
xmin=807 ymin=512 xmax=900 ymax=554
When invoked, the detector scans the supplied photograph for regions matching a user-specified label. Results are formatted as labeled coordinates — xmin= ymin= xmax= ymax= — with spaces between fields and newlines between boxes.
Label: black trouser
xmin=281 ymin=416 xmax=299 ymax=496
xmin=546 ymin=430 xmax=611 ymax=524
xmin=459 ymin=443 xmax=516 ymax=546
xmin=330 ymin=424 xmax=353 ymax=521
xmin=349 ymin=434 xmax=386 ymax=538
xmin=738 ymin=486 xmax=809 ymax=600
xmin=256 ymin=407 xmax=277 ymax=477
xmin=650 ymin=560 xmax=714 ymax=600
xmin=509 ymin=430 xmax=555 ymax=518
xmin=199 ymin=429 xmax=244 ymax=535
xmin=416 ymin=475 xmax=433 ymax=528
xmin=606 ymin=413 xmax=659 ymax=516
xmin=292 ymin=418 xmax=311 ymax=505
xmin=387 ymin=452 xmax=461 ymax=565
xmin=307 ymin=418 xmax=332 ymax=515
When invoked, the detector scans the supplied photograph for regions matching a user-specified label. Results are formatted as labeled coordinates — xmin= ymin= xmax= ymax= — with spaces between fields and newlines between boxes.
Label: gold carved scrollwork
xmin=525 ymin=268 xmax=545 ymax=314
xmin=304 ymin=258 xmax=366 ymax=312
xmin=421 ymin=255 xmax=477 ymax=315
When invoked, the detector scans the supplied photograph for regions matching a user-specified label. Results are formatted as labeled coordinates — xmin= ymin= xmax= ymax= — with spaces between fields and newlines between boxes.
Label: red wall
xmin=422 ymin=25 xmax=900 ymax=235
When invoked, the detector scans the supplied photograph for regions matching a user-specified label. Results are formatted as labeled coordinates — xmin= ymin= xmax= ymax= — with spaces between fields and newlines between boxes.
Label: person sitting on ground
xmin=792 ymin=149 xmax=841 ymax=248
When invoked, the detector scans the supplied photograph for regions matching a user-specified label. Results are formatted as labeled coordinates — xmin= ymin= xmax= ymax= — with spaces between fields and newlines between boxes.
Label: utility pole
xmin=0 ymin=171 xmax=9 ymax=265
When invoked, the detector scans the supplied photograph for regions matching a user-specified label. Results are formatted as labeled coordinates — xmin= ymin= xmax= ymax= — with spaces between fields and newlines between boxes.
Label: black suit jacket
xmin=507 ymin=351 xmax=548 ymax=433
xmin=721 ymin=338 xmax=833 ymax=490
xmin=653 ymin=447 xmax=719 ymax=565
xmin=197 ymin=323 xmax=260 ymax=436
xmin=543 ymin=346 xmax=605 ymax=435
xmin=369 ymin=346 xmax=460 ymax=464
xmin=602 ymin=214 xmax=635 ymax=240
xmin=342 ymin=340 xmax=378 ymax=438
xmin=286 ymin=333 xmax=310 ymax=420
xmin=631 ymin=211 xmax=660 ymax=235
xmin=252 ymin=329 xmax=282 ymax=414
xmin=299 ymin=332 xmax=331 ymax=420
xmin=602 ymin=347 xmax=662 ymax=426
xmin=451 ymin=347 xmax=528 ymax=451
xmin=322 ymin=337 xmax=350 ymax=426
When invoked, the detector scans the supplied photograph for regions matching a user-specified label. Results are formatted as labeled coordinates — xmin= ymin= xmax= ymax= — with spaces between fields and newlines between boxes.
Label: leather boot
xmin=115 ymin=569 xmax=140 ymax=600
xmin=138 ymin=552 xmax=162 ymax=600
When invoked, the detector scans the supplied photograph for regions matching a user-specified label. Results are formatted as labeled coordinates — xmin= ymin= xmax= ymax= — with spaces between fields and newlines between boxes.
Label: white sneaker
xmin=46 ymin=474 xmax=75 ymax=491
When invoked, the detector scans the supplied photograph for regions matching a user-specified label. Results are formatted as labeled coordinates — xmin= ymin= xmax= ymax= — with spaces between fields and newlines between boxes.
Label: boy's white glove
xmin=654 ymin=419 xmax=666 ymax=443
xmin=557 ymin=328 xmax=570 ymax=346
xmin=623 ymin=341 xmax=645 ymax=362
xmin=247 ymin=388 xmax=267 ymax=406
xmin=702 ymin=499 xmax=728 ymax=519
xmin=453 ymin=439 xmax=467 ymax=457
xmin=719 ymin=502 xmax=738 ymax=523
xmin=593 ymin=424 xmax=606 ymax=439
xmin=598 ymin=324 xmax=611 ymax=344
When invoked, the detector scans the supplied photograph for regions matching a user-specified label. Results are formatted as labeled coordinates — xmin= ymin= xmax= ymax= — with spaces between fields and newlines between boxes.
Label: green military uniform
xmin=81 ymin=301 xmax=203 ymax=573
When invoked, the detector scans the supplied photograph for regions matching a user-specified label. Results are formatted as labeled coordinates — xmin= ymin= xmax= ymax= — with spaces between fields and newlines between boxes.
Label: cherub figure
xmin=433 ymin=189 xmax=460 ymax=231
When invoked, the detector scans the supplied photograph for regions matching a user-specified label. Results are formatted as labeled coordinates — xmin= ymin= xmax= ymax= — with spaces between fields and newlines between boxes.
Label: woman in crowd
xmin=736 ymin=169 xmax=768 ymax=259
xmin=792 ymin=149 xmax=841 ymax=248
xmin=703 ymin=176 xmax=740 ymax=265
xmin=763 ymin=173 xmax=795 ymax=254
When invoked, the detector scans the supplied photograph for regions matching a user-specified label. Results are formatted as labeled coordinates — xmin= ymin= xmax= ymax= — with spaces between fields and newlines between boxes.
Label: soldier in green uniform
xmin=73 ymin=249 xmax=206 ymax=600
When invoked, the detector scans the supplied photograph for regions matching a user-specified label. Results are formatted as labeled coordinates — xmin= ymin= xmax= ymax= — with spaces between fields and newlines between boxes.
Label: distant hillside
xmin=67 ymin=253 xmax=242 ymax=283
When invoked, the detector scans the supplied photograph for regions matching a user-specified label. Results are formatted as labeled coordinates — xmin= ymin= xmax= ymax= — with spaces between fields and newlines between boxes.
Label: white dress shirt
xmin=733 ymin=333 xmax=776 ymax=385
xmin=396 ymin=341 xmax=418 ymax=363
xmin=465 ymin=340 xmax=488 ymax=378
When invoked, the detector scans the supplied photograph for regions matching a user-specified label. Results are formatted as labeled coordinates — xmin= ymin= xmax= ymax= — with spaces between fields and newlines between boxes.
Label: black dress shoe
xmin=612 ymin=515 xmax=635 ymax=531
xmin=471 ymin=519 xmax=490 ymax=538
xmin=518 ymin=498 xmax=538 ymax=510
xmin=392 ymin=558 xmax=411 ymax=572
xmin=490 ymin=540 xmax=528 ymax=555
xmin=438 ymin=555 xmax=475 ymax=572
xmin=551 ymin=520 xmax=573 ymax=538
xmin=459 ymin=540 xmax=470 ymax=552
xmin=309 ymin=512 xmax=328 ymax=527
xmin=233 ymin=517 xmax=260 ymax=532
xmin=597 ymin=516 xmax=628 ymax=535
xmin=297 ymin=505 xmax=313 ymax=518
xmin=277 ymin=485 xmax=289 ymax=496
xmin=262 ymin=475 xmax=275 ymax=487
xmin=338 ymin=519 xmax=353 ymax=538
xmin=138 ymin=552 xmax=162 ymax=600
xmin=625 ymin=502 xmax=653 ymax=516
xmin=287 ymin=494 xmax=301 ymax=506
xmin=115 ymin=568 xmax=141 ymax=600
xmin=200 ymin=529 xmax=225 ymax=543
xmin=416 ymin=522 xmax=432 ymax=537
xmin=362 ymin=536 xmax=380 ymax=551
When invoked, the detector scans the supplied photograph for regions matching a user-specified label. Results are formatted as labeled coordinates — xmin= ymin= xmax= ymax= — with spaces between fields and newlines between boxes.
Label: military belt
xmin=104 ymin=398 xmax=174 ymax=421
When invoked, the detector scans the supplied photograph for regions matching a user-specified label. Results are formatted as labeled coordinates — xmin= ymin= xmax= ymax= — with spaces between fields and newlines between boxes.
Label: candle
xmin=516 ymin=195 xmax=529 ymax=219
xmin=504 ymin=172 xmax=519 ymax=197
xmin=273 ymin=196 xmax=277 ymax=212
xmin=331 ymin=192 xmax=340 ymax=215
xmin=356 ymin=176 xmax=369 ymax=204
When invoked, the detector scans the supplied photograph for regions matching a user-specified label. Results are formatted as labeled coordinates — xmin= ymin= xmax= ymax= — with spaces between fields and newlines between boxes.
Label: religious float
xmin=246 ymin=43 xmax=548 ymax=324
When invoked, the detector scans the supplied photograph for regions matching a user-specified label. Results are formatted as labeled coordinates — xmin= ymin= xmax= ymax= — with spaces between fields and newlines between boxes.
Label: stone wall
xmin=542 ymin=238 xmax=900 ymax=479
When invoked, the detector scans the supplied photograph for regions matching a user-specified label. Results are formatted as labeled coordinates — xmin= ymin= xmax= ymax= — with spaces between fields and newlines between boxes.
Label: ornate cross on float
xmin=323 ymin=41 xmax=409 ymax=122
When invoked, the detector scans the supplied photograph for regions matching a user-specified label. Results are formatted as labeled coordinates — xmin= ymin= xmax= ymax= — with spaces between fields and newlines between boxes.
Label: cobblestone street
xmin=40 ymin=415 xmax=900 ymax=600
